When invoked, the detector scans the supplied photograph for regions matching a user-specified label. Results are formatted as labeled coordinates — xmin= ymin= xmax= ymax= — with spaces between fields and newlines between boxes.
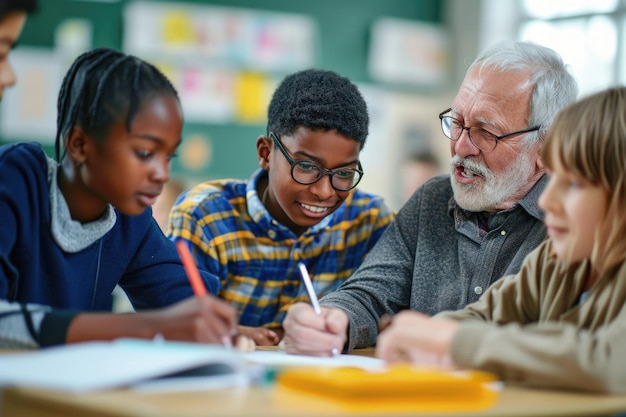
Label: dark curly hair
xmin=266 ymin=69 xmax=369 ymax=149
xmin=54 ymin=47 xmax=179 ymax=161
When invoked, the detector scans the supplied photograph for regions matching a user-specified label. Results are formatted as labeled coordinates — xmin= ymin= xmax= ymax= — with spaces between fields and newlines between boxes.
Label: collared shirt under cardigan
xmin=320 ymin=174 xmax=548 ymax=351
xmin=167 ymin=169 xmax=395 ymax=328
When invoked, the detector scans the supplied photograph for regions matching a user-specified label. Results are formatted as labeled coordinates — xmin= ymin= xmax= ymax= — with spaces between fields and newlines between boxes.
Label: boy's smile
xmin=299 ymin=202 xmax=330 ymax=215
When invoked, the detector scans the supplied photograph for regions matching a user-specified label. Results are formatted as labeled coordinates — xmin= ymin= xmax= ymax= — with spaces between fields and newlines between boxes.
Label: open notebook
xmin=0 ymin=339 xmax=247 ymax=392
xmin=0 ymin=339 xmax=384 ymax=393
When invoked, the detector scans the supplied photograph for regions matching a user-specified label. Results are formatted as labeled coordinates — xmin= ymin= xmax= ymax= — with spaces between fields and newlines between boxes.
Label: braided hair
xmin=54 ymin=47 xmax=179 ymax=161
xmin=266 ymin=69 xmax=369 ymax=149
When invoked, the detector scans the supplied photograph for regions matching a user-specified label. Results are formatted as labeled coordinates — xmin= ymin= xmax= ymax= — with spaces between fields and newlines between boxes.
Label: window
xmin=519 ymin=0 xmax=624 ymax=96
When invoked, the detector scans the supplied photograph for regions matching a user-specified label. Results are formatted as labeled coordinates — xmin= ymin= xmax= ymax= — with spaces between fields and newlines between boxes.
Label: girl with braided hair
xmin=0 ymin=48 xmax=239 ymax=349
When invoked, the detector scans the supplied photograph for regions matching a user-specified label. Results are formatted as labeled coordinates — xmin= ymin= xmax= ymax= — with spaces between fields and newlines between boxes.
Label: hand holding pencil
xmin=148 ymin=240 xmax=240 ymax=346
xmin=66 ymin=241 xmax=244 ymax=346
xmin=282 ymin=263 xmax=349 ymax=356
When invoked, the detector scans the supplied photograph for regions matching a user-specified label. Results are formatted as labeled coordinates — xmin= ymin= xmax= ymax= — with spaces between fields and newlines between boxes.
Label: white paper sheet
xmin=0 ymin=339 xmax=245 ymax=392
xmin=243 ymin=350 xmax=386 ymax=370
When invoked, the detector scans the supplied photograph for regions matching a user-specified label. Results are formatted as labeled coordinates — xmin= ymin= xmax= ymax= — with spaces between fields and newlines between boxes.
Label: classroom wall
xmin=1 ymin=0 xmax=462 ymax=210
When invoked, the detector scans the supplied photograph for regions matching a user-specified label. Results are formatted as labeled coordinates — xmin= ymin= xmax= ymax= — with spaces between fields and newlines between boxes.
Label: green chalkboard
xmin=4 ymin=0 xmax=442 ymax=181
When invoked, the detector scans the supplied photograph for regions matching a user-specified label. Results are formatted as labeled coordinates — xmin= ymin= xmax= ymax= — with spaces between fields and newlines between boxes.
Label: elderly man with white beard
xmin=282 ymin=40 xmax=579 ymax=355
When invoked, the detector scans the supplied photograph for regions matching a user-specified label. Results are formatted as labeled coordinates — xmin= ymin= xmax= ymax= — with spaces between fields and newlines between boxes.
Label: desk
xmin=3 ymin=349 xmax=626 ymax=417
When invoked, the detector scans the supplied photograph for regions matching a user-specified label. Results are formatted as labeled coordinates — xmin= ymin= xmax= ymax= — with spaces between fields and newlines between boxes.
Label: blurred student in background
xmin=400 ymin=150 xmax=442 ymax=203
xmin=152 ymin=178 xmax=187 ymax=232
xmin=168 ymin=69 xmax=394 ymax=345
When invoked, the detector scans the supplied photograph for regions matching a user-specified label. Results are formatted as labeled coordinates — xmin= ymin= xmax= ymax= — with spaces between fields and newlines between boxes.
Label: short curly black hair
xmin=267 ymin=69 xmax=369 ymax=149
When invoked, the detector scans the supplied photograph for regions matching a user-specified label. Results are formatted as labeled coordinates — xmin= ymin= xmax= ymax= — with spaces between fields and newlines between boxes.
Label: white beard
xmin=449 ymin=151 xmax=534 ymax=211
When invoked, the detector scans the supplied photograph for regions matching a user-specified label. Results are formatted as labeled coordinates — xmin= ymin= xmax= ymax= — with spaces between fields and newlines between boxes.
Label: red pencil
xmin=175 ymin=240 xmax=208 ymax=297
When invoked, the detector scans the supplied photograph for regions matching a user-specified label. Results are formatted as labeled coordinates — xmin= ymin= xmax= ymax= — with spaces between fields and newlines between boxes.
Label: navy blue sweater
xmin=0 ymin=142 xmax=220 ymax=347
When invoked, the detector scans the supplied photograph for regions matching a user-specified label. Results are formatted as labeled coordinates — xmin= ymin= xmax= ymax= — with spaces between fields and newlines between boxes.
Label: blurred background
xmin=2 ymin=0 xmax=623 ymax=211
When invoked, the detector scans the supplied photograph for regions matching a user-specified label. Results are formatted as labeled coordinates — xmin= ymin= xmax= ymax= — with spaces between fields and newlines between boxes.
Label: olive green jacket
xmin=439 ymin=240 xmax=626 ymax=393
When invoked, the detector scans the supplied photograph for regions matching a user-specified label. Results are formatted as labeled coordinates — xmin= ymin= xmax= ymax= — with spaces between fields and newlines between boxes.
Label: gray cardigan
xmin=320 ymin=174 xmax=547 ymax=351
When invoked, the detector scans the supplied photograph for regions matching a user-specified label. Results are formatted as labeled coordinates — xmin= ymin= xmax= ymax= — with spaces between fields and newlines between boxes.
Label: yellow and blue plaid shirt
xmin=167 ymin=169 xmax=394 ymax=328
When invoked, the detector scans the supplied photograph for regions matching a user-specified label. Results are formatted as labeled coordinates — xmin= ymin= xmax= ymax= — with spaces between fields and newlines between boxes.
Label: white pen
xmin=298 ymin=262 xmax=321 ymax=314
xmin=297 ymin=262 xmax=339 ymax=356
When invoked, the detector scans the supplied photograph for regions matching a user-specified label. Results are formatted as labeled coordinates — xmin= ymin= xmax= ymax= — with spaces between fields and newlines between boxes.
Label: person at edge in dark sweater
xmin=0 ymin=0 xmax=37 ymax=101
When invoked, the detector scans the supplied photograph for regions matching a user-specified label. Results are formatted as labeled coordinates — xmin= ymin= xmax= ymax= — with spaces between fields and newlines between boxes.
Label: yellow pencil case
xmin=275 ymin=365 xmax=500 ymax=413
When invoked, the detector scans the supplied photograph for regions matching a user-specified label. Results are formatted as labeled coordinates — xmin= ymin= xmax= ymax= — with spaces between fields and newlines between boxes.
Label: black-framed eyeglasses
xmin=269 ymin=132 xmax=363 ymax=191
xmin=438 ymin=108 xmax=541 ymax=152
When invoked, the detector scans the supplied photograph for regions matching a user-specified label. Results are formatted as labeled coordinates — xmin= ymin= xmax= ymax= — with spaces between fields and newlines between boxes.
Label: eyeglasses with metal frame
xmin=269 ymin=132 xmax=363 ymax=191
xmin=438 ymin=108 xmax=541 ymax=152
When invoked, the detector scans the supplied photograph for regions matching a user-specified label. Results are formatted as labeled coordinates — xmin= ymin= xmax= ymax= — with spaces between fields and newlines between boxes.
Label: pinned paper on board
xmin=0 ymin=48 xmax=62 ymax=143
xmin=368 ymin=17 xmax=449 ymax=87
xmin=162 ymin=11 xmax=195 ymax=45
xmin=122 ymin=1 xmax=317 ymax=124
xmin=235 ymin=72 xmax=268 ymax=123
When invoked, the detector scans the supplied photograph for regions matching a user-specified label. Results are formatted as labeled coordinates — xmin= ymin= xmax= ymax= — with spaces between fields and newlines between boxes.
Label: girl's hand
xmin=375 ymin=310 xmax=458 ymax=369
xmin=149 ymin=295 xmax=238 ymax=344
xmin=67 ymin=295 xmax=238 ymax=345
